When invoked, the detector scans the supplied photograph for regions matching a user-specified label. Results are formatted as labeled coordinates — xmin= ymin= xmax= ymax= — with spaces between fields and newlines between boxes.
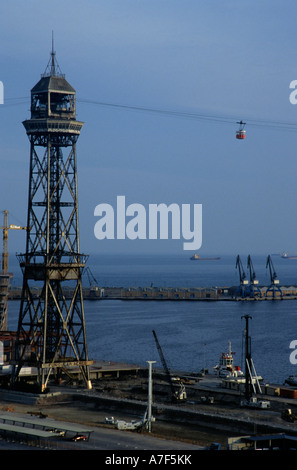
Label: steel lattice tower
xmin=11 ymin=45 xmax=92 ymax=392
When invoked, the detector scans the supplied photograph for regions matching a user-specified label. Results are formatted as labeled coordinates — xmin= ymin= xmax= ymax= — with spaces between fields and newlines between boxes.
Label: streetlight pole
xmin=146 ymin=360 xmax=156 ymax=432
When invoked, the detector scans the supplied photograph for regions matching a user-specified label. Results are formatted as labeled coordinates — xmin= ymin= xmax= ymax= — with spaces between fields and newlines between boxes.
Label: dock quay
xmin=0 ymin=360 xmax=141 ymax=393
xmin=51 ymin=370 xmax=297 ymax=441
xmin=7 ymin=285 xmax=297 ymax=301
xmin=1 ymin=364 xmax=297 ymax=449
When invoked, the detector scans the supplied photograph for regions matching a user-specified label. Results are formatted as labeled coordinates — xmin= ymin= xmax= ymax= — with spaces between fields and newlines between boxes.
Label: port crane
xmin=152 ymin=330 xmax=186 ymax=402
xmin=235 ymin=255 xmax=250 ymax=297
xmin=265 ymin=255 xmax=282 ymax=298
xmin=0 ymin=210 xmax=26 ymax=330
xmin=84 ymin=267 xmax=102 ymax=299
xmin=247 ymin=255 xmax=261 ymax=297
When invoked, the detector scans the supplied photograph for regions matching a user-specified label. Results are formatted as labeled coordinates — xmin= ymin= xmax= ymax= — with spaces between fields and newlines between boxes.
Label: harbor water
xmin=6 ymin=253 xmax=297 ymax=385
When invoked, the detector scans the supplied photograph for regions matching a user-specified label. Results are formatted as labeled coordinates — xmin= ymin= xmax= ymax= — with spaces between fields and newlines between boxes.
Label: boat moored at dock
xmin=213 ymin=341 xmax=243 ymax=378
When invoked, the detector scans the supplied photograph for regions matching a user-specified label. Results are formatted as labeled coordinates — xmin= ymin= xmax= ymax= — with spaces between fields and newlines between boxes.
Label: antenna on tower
xmin=50 ymin=30 xmax=56 ymax=76
xmin=42 ymin=32 xmax=64 ymax=78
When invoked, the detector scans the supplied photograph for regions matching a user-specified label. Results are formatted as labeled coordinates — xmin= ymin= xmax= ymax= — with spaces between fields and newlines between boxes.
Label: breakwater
xmin=8 ymin=284 xmax=297 ymax=301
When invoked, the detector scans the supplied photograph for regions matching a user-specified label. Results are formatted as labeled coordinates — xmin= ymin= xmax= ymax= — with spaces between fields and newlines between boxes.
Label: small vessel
xmin=213 ymin=341 xmax=243 ymax=378
xmin=284 ymin=375 xmax=297 ymax=386
xmin=282 ymin=252 xmax=297 ymax=259
xmin=190 ymin=253 xmax=220 ymax=260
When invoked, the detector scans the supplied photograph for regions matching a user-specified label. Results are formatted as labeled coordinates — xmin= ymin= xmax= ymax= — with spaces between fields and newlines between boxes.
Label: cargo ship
xmin=282 ymin=252 xmax=297 ymax=259
xmin=190 ymin=253 xmax=220 ymax=260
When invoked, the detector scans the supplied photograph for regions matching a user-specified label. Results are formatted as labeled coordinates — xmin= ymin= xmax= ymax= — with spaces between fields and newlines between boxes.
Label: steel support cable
xmin=3 ymin=95 xmax=297 ymax=132
xmin=77 ymin=98 xmax=297 ymax=132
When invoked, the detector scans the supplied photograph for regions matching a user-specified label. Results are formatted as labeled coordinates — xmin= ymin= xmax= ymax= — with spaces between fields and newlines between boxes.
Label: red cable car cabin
xmin=236 ymin=129 xmax=246 ymax=139
xmin=236 ymin=121 xmax=246 ymax=140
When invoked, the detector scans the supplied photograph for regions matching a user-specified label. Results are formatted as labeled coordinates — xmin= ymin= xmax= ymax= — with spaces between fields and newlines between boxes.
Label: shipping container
xmin=279 ymin=388 xmax=297 ymax=399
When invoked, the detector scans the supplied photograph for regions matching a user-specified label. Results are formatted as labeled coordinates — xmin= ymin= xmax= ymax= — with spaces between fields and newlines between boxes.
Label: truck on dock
xmin=240 ymin=397 xmax=270 ymax=409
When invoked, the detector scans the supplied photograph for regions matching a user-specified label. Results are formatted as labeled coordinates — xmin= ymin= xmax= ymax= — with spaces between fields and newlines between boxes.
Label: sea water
xmin=6 ymin=253 xmax=297 ymax=384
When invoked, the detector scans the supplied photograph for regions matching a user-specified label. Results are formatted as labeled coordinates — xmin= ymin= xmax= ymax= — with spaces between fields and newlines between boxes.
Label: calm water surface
xmin=7 ymin=253 xmax=297 ymax=384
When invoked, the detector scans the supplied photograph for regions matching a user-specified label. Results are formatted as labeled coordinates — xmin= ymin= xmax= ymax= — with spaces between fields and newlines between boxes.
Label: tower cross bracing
xmin=12 ymin=46 xmax=92 ymax=392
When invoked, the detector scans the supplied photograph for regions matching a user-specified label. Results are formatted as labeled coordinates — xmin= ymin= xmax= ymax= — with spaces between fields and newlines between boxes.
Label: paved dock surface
xmin=0 ymin=405 xmax=204 ymax=450
xmin=0 ymin=366 xmax=297 ymax=450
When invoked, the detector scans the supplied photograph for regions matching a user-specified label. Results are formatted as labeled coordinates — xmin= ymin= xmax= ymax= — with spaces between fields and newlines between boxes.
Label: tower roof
xmin=31 ymin=76 xmax=75 ymax=94
xmin=31 ymin=38 xmax=75 ymax=94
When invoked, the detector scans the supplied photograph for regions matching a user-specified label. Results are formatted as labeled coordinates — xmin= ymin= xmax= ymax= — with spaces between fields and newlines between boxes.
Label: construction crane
xmin=247 ymin=255 xmax=261 ymax=298
xmin=152 ymin=330 xmax=186 ymax=402
xmin=0 ymin=210 xmax=26 ymax=330
xmin=240 ymin=315 xmax=270 ymax=409
xmin=84 ymin=267 xmax=102 ymax=299
xmin=266 ymin=255 xmax=282 ymax=299
xmin=235 ymin=255 xmax=249 ymax=297
xmin=0 ymin=210 xmax=27 ymax=273
xmin=85 ymin=267 xmax=98 ymax=287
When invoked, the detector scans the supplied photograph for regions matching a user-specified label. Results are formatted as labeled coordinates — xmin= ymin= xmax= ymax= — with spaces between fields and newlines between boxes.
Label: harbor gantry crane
xmin=235 ymin=255 xmax=250 ymax=297
xmin=247 ymin=255 xmax=261 ymax=298
xmin=0 ymin=210 xmax=26 ymax=330
xmin=265 ymin=255 xmax=282 ymax=299
xmin=152 ymin=330 xmax=186 ymax=402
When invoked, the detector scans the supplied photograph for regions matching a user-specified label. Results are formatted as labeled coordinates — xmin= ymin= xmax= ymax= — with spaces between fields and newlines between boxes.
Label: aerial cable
xmin=3 ymin=95 xmax=297 ymax=132
xmin=1 ymin=96 xmax=29 ymax=107
xmin=78 ymin=97 xmax=240 ymax=124
xmin=77 ymin=97 xmax=297 ymax=132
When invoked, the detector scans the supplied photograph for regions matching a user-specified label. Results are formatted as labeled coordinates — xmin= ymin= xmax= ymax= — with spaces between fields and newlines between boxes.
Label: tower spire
xmin=42 ymin=32 xmax=64 ymax=78
xmin=50 ymin=31 xmax=56 ymax=76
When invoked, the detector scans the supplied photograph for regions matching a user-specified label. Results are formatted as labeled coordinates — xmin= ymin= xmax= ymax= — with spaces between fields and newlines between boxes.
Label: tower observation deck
xmin=11 ymin=45 xmax=92 ymax=392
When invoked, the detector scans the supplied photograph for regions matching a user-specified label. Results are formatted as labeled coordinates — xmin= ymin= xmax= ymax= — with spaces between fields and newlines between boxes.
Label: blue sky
xmin=1 ymin=0 xmax=297 ymax=257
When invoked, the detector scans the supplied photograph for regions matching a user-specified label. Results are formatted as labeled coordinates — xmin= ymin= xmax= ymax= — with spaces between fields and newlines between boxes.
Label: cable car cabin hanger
xmin=236 ymin=120 xmax=246 ymax=140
